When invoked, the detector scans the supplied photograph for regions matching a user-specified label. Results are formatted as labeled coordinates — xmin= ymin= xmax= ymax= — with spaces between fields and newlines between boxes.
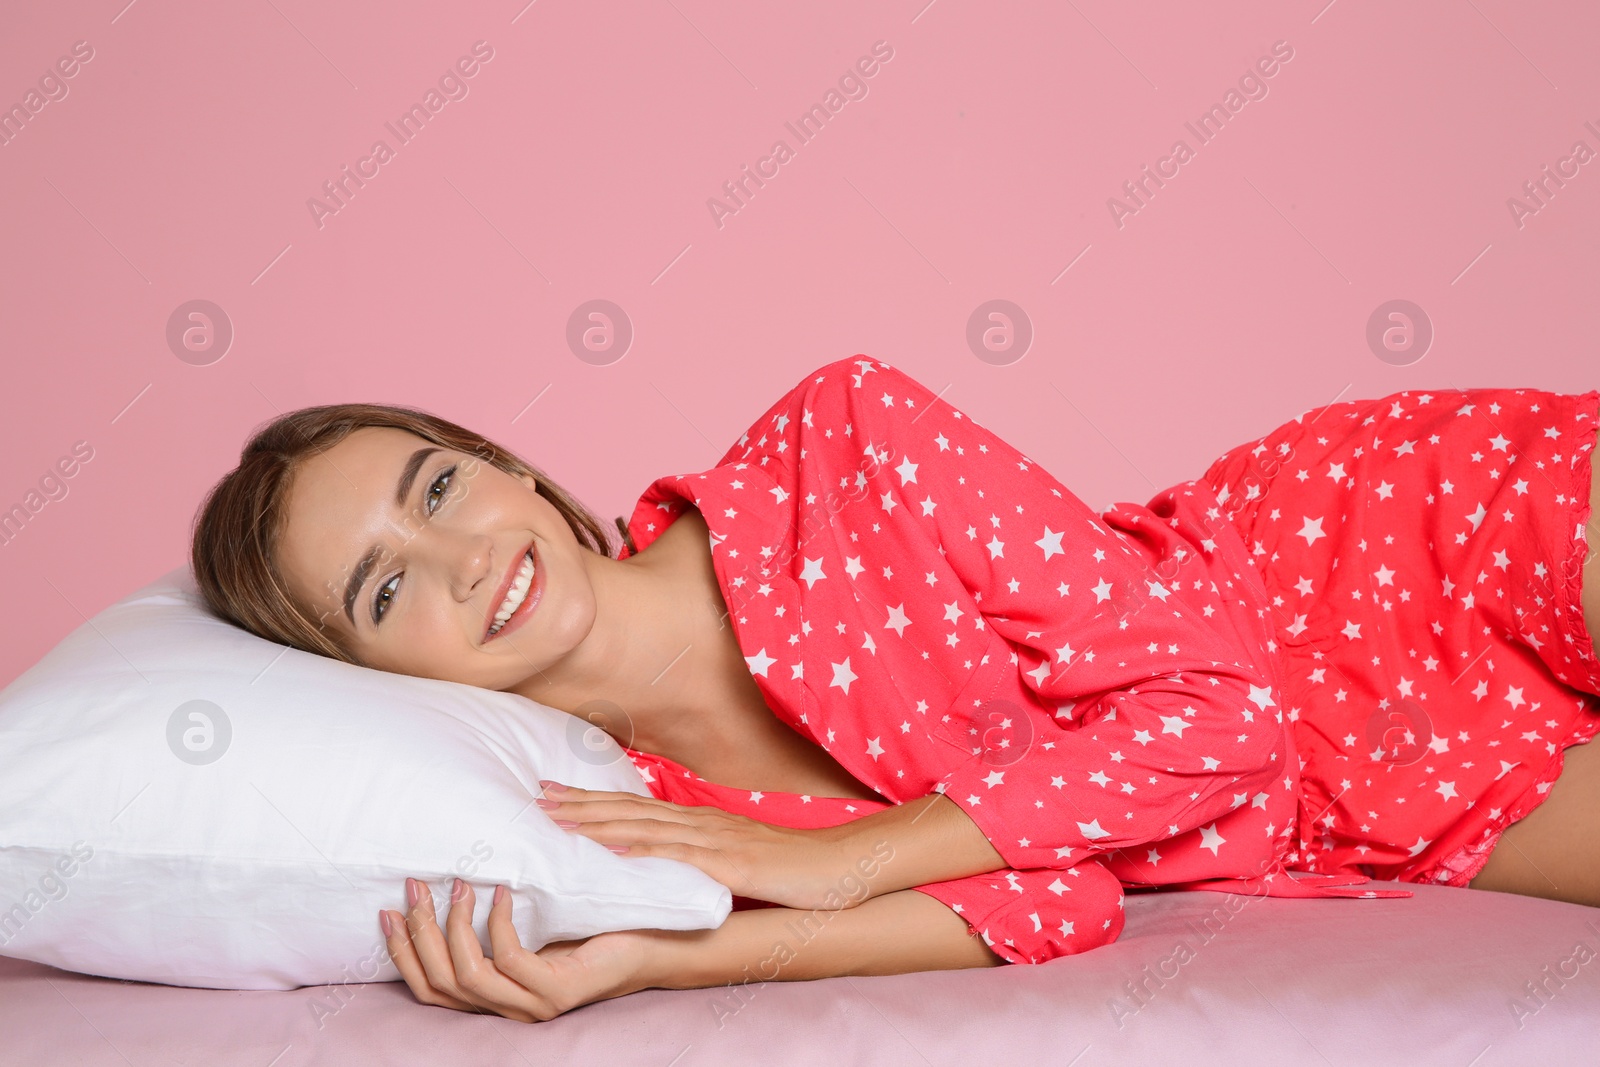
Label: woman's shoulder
xmin=774 ymin=354 xmax=919 ymax=409
xmin=713 ymin=355 xmax=882 ymax=466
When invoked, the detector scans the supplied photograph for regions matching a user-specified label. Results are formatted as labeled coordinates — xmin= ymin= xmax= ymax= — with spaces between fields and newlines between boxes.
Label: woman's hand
xmin=536 ymin=781 xmax=866 ymax=911
xmin=380 ymin=877 xmax=659 ymax=1022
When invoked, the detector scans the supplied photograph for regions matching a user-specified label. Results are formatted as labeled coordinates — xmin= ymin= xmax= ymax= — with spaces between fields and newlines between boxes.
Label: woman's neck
xmin=506 ymin=506 xmax=752 ymax=759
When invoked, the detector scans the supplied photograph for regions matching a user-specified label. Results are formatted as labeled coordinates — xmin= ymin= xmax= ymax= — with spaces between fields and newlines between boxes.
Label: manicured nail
xmin=380 ymin=910 xmax=393 ymax=936
xmin=538 ymin=780 xmax=566 ymax=791
xmin=607 ymin=845 xmax=630 ymax=854
xmin=494 ymin=885 xmax=506 ymax=906
xmin=406 ymin=878 xmax=419 ymax=907
xmin=451 ymin=877 xmax=465 ymax=903
xmin=534 ymin=798 xmax=561 ymax=810
xmin=554 ymin=819 xmax=580 ymax=829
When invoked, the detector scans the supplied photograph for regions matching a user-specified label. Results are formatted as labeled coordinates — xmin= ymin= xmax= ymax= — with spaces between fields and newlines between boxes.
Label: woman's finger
xmin=543 ymin=798 xmax=707 ymax=832
xmin=540 ymin=783 xmax=707 ymax=817
xmin=381 ymin=904 xmax=477 ymax=1012
xmin=441 ymin=881 xmax=548 ymax=1022
xmin=561 ymin=815 xmax=714 ymax=848
xmin=484 ymin=885 xmax=560 ymax=1001
xmin=403 ymin=878 xmax=496 ymax=1011
xmin=595 ymin=838 xmax=758 ymax=898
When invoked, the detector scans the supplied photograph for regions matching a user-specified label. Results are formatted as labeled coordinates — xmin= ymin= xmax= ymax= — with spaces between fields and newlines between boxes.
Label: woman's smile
xmin=484 ymin=541 xmax=543 ymax=643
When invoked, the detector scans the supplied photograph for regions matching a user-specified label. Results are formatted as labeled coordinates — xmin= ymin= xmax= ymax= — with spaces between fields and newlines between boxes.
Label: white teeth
xmin=489 ymin=551 xmax=535 ymax=635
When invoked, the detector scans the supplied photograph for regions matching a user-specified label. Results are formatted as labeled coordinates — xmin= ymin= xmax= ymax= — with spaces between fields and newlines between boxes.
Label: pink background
xmin=1 ymin=0 xmax=1596 ymax=686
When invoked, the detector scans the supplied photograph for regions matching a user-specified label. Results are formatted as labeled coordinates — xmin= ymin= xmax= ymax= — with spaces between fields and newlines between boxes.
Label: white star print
xmin=1077 ymin=819 xmax=1111 ymax=840
xmin=799 ymin=557 xmax=827 ymax=589
xmin=744 ymin=648 xmax=776 ymax=677
xmin=1297 ymin=516 xmax=1327 ymax=545
xmin=829 ymin=657 xmax=857 ymax=694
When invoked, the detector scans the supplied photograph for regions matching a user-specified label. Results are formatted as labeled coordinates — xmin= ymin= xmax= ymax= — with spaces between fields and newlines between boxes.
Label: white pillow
xmin=0 ymin=565 xmax=731 ymax=991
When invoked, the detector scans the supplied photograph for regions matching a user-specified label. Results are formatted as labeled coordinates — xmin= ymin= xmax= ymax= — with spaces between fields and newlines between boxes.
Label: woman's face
xmin=276 ymin=427 xmax=597 ymax=688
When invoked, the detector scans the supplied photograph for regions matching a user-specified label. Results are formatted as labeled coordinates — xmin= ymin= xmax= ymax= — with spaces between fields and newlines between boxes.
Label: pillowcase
xmin=0 ymin=565 xmax=731 ymax=991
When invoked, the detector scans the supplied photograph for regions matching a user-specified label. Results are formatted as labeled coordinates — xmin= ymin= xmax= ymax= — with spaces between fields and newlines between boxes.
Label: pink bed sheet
xmin=3 ymin=881 xmax=1596 ymax=1066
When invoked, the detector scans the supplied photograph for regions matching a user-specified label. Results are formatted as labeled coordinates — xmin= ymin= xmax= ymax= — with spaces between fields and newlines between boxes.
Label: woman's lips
xmin=485 ymin=543 xmax=543 ymax=644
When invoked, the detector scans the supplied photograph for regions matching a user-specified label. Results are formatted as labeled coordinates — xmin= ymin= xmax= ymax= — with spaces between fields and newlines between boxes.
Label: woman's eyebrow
xmin=341 ymin=446 xmax=443 ymax=627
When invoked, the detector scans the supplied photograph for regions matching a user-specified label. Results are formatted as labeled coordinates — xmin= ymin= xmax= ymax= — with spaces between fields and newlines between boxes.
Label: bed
xmin=6 ymin=880 xmax=1594 ymax=1065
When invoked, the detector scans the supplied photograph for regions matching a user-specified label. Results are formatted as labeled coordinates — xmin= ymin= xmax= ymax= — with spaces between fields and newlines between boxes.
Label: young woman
xmin=189 ymin=355 xmax=1600 ymax=1022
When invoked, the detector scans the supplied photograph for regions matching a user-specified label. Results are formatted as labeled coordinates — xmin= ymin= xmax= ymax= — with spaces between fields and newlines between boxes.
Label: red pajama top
xmin=618 ymin=356 xmax=1409 ymax=965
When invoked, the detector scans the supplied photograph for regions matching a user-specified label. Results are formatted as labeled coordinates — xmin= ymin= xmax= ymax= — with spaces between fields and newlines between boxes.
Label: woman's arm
xmin=645 ymin=886 xmax=1005 ymax=989
xmin=535 ymin=782 xmax=1008 ymax=911
xmin=531 ymin=782 xmax=1129 ymax=967
xmin=383 ymin=877 xmax=1001 ymax=1022
xmin=816 ymin=792 xmax=1007 ymax=900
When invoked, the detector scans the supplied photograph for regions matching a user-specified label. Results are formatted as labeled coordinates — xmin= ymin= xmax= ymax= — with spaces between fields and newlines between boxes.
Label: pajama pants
xmin=1199 ymin=386 xmax=1600 ymax=886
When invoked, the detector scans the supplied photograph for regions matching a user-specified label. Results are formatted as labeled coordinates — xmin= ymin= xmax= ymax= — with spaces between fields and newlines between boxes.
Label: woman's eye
xmin=425 ymin=465 xmax=457 ymax=514
xmin=373 ymin=463 xmax=459 ymax=624
xmin=374 ymin=574 xmax=399 ymax=623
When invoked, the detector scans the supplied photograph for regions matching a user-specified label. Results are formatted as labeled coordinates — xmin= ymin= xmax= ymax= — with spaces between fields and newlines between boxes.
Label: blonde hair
xmin=189 ymin=402 xmax=634 ymax=665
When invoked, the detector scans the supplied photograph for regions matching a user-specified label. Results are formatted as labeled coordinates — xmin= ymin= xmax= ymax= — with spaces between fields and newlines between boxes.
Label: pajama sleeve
xmin=910 ymin=846 xmax=1129 ymax=965
xmin=781 ymin=358 xmax=1287 ymax=872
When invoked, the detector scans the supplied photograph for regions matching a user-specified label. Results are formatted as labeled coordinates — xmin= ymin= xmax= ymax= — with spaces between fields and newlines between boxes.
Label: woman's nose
xmin=422 ymin=529 xmax=493 ymax=601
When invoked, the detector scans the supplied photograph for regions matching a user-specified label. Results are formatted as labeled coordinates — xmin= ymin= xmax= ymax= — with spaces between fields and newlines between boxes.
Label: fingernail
xmin=380 ymin=910 xmax=393 ymax=936
xmin=554 ymin=819 xmax=580 ymax=829
xmin=538 ymin=780 xmax=566 ymax=791
xmin=534 ymin=798 xmax=561 ymax=810
xmin=494 ymin=885 xmax=506 ymax=906
xmin=406 ymin=878 xmax=419 ymax=907
xmin=452 ymin=877 xmax=464 ymax=903
xmin=607 ymin=845 xmax=630 ymax=854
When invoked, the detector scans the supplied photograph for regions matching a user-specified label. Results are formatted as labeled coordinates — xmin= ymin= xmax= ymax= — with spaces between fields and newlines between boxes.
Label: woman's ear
xmin=518 ymin=472 xmax=537 ymax=492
